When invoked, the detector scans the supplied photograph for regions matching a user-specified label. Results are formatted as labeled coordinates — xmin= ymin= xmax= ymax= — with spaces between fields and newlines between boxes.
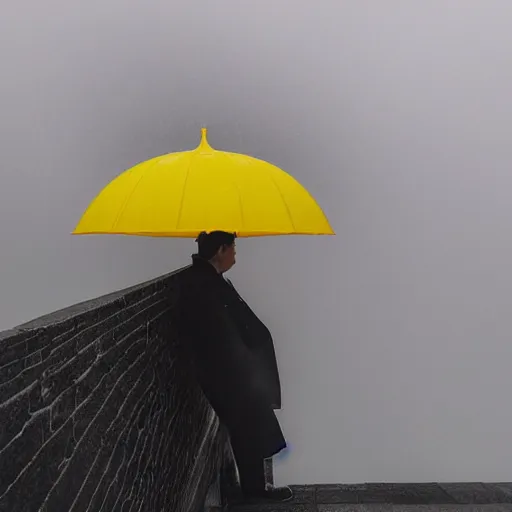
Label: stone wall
xmin=0 ymin=271 xmax=227 ymax=512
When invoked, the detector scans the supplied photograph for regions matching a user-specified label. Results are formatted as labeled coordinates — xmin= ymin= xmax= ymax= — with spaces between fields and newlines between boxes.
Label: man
xmin=177 ymin=231 xmax=293 ymax=503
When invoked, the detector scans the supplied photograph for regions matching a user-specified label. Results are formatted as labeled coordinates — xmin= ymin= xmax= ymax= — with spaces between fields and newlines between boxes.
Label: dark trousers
xmin=230 ymin=438 xmax=266 ymax=494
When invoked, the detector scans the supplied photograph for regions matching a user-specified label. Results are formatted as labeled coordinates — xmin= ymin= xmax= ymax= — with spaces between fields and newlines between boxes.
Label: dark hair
xmin=196 ymin=231 xmax=236 ymax=260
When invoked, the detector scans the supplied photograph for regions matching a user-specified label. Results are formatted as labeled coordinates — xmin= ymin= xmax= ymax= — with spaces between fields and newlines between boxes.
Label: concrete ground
xmin=229 ymin=483 xmax=512 ymax=511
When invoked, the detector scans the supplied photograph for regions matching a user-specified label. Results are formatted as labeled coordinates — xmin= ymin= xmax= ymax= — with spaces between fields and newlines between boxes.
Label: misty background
xmin=2 ymin=0 xmax=512 ymax=485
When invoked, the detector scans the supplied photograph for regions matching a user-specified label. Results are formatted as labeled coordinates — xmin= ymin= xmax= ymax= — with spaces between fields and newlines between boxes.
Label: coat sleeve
xmin=225 ymin=284 xmax=283 ymax=410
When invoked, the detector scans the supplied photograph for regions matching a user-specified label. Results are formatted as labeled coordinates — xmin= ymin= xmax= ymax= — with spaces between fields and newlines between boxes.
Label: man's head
xmin=196 ymin=231 xmax=237 ymax=273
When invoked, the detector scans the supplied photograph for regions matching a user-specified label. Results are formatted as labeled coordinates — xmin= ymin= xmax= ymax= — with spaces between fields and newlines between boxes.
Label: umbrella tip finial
xmin=198 ymin=127 xmax=213 ymax=153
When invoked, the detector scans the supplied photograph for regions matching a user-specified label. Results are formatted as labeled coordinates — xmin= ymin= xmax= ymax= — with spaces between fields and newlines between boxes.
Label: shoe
xmin=244 ymin=485 xmax=293 ymax=503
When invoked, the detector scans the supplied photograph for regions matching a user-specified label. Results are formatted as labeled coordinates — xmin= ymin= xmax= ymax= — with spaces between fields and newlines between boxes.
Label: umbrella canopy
xmin=73 ymin=129 xmax=334 ymax=238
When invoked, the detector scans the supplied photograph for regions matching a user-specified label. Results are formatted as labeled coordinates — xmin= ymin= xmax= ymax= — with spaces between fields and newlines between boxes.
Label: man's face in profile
xmin=218 ymin=242 xmax=236 ymax=273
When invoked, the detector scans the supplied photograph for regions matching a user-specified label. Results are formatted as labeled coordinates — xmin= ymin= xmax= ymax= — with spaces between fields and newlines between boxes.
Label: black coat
xmin=176 ymin=256 xmax=286 ymax=460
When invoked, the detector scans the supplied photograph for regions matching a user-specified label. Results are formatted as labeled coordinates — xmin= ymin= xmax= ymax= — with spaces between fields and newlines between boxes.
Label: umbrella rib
xmin=267 ymin=169 xmax=297 ymax=232
xmin=175 ymin=155 xmax=193 ymax=231
xmin=111 ymin=159 xmax=160 ymax=230
xmin=226 ymin=153 xmax=245 ymax=231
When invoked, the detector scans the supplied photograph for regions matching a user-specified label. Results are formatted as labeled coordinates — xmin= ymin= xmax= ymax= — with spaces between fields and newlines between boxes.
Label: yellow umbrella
xmin=73 ymin=129 xmax=334 ymax=238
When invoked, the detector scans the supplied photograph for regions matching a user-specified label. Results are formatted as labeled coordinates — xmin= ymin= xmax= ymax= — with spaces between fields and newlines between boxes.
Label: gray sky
xmin=2 ymin=0 xmax=512 ymax=484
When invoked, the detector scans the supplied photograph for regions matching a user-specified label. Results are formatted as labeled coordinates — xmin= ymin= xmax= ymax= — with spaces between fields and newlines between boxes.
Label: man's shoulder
xmin=178 ymin=266 xmax=221 ymax=296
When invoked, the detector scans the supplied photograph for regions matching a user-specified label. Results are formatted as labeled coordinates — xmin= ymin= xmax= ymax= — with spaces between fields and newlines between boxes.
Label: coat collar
xmin=191 ymin=255 xmax=236 ymax=290
xmin=191 ymin=254 xmax=219 ymax=275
